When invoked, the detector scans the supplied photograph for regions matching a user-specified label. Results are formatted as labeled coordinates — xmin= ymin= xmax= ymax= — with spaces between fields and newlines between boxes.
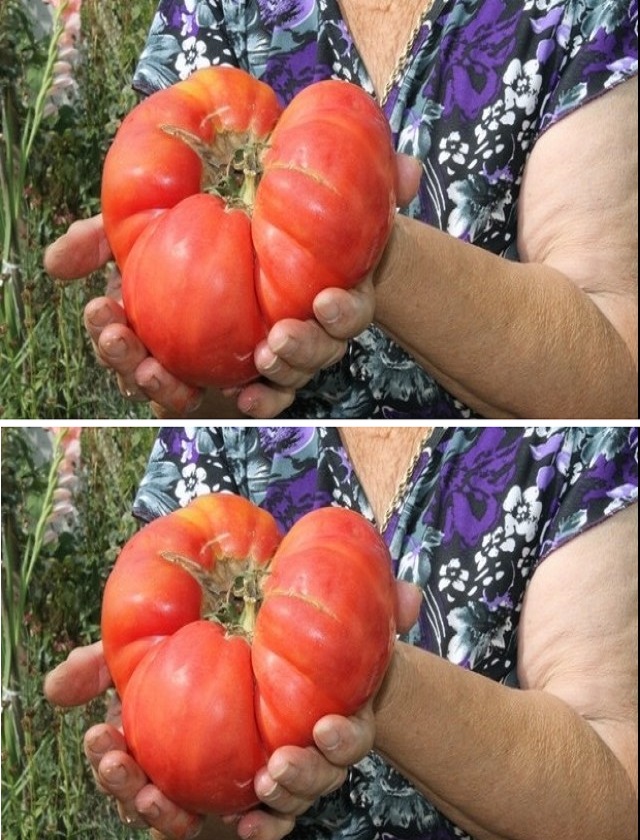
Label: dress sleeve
xmin=538 ymin=1 xmax=638 ymax=133
xmin=536 ymin=427 xmax=638 ymax=565
xmin=132 ymin=427 xmax=239 ymax=522
xmin=132 ymin=0 xmax=238 ymax=97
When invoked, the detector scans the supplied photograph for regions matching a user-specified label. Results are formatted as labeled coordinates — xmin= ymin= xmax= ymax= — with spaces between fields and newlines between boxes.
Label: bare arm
xmin=373 ymin=504 xmax=638 ymax=840
xmin=374 ymin=77 xmax=638 ymax=418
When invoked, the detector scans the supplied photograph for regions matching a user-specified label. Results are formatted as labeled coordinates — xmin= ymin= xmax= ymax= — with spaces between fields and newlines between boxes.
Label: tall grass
xmin=1 ymin=426 xmax=158 ymax=838
xmin=0 ymin=0 xmax=157 ymax=419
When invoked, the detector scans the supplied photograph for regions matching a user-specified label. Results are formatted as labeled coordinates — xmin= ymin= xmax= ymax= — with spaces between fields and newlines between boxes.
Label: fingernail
xmin=237 ymin=824 xmax=257 ymax=840
xmin=256 ymin=347 xmax=280 ymax=375
xmin=185 ymin=823 xmax=204 ymax=840
xmin=88 ymin=302 xmax=112 ymax=328
xmin=315 ymin=723 xmax=340 ymax=752
xmin=103 ymin=336 xmax=126 ymax=360
xmin=270 ymin=334 xmax=297 ymax=355
xmin=139 ymin=803 xmax=159 ymax=821
xmin=269 ymin=756 xmax=297 ymax=785
xmin=185 ymin=393 xmax=203 ymax=414
xmin=257 ymin=778 xmax=279 ymax=801
xmin=237 ymin=394 xmax=258 ymax=417
xmin=86 ymin=731 xmax=111 ymax=755
xmin=103 ymin=762 xmax=126 ymax=785
xmin=314 ymin=299 xmax=340 ymax=324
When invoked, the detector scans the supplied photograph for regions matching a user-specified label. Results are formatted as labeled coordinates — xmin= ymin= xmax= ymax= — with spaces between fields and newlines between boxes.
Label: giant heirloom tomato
xmin=100 ymin=66 xmax=397 ymax=388
xmin=100 ymin=493 xmax=397 ymax=815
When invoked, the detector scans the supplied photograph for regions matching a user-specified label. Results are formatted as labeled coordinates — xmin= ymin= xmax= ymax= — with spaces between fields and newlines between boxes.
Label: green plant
xmin=0 ymin=0 xmax=157 ymax=419
xmin=1 ymin=425 xmax=157 ymax=838
xmin=2 ymin=428 xmax=65 ymax=774
xmin=1 ymin=0 xmax=65 ymax=347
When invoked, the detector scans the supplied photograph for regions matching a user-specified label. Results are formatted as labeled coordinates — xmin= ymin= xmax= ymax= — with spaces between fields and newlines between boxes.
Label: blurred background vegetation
xmin=1 ymin=425 xmax=158 ymax=838
xmin=1 ymin=0 xmax=157 ymax=419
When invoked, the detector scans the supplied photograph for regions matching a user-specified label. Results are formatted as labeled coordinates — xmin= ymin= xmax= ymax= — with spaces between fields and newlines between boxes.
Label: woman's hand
xmin=44 ymin=217 xmax=372 ymax=418
xmin=44 ymin=584 xmax=421 ymax=839
xmin=77 ymin=706 xmax=375 ymax=840
xmin=44 ymin=155 xmax=421 ymax=418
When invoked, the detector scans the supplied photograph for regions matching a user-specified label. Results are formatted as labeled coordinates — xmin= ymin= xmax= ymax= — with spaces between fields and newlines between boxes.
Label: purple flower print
xmin=436 ymin=429 xmax=520 ymax=548
xmin=257 ymin=0 xmax=314 ymax=29
xmin=434 ymin=0 xmax=520 ymax=120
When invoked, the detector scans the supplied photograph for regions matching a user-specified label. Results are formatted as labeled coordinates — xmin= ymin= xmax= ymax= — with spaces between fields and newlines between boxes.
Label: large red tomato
xmin=101 ymin=493 xmax=397 ymax=815
xmin=101 ymin=66 xmax=397 ymax=388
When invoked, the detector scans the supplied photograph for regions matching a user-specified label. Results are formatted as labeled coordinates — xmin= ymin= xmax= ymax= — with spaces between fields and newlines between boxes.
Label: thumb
xmin=394 ymin=154 xmax=422 ymax=208
xmin=44 ymin=214 xmax=112 ymax=282
xmin=395 ymin=580 xmax=422 ymax=634
xmin=44 ymin=641 xmax=112 ymax=707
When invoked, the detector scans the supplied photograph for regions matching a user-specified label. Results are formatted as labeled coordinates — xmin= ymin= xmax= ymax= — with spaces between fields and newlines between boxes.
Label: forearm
xmin=373 ymin=216 xmax=638 ymax=419
xmin=374 ymin=644 xmax=638 ymax=840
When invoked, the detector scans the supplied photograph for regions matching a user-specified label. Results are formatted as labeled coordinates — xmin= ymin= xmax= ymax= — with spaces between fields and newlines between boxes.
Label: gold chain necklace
xmin=378 ymin=0 xmax=437 ymax=105
xmin=378 ymin=427 xmax=433 ymax=532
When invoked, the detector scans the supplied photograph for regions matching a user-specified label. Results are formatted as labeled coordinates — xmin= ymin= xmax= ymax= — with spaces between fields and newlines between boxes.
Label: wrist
xmin=372 ymin=214 xmax=408 ymax=292
xmin=372 ymin=642 xmax=410 ymax=748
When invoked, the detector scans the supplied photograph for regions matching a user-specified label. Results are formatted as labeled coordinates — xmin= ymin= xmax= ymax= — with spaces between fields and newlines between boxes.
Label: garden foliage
xmin=1 ymin=0 xmax=156 ymax=419
xmin=1 ymin=426 xmax=157 ymax=838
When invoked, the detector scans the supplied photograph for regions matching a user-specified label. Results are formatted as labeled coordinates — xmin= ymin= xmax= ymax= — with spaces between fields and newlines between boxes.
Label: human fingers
xmin=43 ymin=641 xmax=112 ymax=707
xmin=253 ymin=320 xmax=346 ymax=389
xmin=84 ymin=300 xmax=203 ymax=410
xmin=253 ymin=745 xmax=347 ymax=817
xmin=44 ymin=215 xmax=112 ymax=281
xmin=85 ymin=727 xmax=157 ymax=830
xmin=246 ymin=275 xmax=375 ymax=393
xmin=83 ymin=297 xmax=128 ymax=361
xmin=396 ymin=580 xmax=423 ymax=634
xmin=312 ymin=277 xmax=376 ymax=340
xmin=395 ymin=153 xmax=422 ymax=208
xmin=250 ymin=707 xmax=374 ymax=819
xmin=235 ymin=380 xmax=297 ymax=419
xmin=313 ymin=705 xmax=375 ymax=766
xmin=85 ymin=298 xmax=149 ymax=402
xmin=84 ymin=724 xmax=128 ymax=790
xmin=234 ymin=808 xmax=297 ymax=840
xmin=92 ymin=321 xmax=151 ymax=401
xmin=85 ymin=726 xmax=204 ymax=838
xmin=94 ymin=745 xmax=152 ymax=829
xmin=135 ymin=785 xmax=204 ymax=840
xmin=134 ymin=357 xmax=204 ymax=418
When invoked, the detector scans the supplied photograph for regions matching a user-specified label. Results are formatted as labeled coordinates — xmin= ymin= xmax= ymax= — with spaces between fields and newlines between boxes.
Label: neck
xmin=339 ymin=427 xmax=433 ymax=528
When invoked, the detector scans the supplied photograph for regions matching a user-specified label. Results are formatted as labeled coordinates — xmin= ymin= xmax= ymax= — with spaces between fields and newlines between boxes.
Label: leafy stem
xmin=159 ymin=123 xmax=268 ymax=213
xmin=160 ymin=550 xmax=269 ymax=639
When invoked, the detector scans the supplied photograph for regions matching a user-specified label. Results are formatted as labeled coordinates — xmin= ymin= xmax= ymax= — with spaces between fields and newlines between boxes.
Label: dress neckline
xmin=331 ymin=0 xmax=445 ymax=107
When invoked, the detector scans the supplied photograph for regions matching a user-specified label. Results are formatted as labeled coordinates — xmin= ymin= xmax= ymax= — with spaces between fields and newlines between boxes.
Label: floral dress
xmin=132 ymin=425 xmax=638 ymax=840
xmin=131 ymin=0 xmax=638 ymax=419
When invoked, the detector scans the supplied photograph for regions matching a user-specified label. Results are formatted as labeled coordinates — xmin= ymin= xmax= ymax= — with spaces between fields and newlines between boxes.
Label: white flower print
xmin=504 ymin=58 xmax=542 ymax=115
xmin=503 ymin=485 xmax=542 ymax=541
xmin=476 ymin=99 xmax=515 ymax=147
xmin=438 ymin=557 xmax=469 ymax=593
xmin=175 ymin=463 xmax=210 ymax=506
xmin=523 ymin=0 xmax=566 ymax=11
xmin=175 ymin=36 xmax=210 ymax=79
xmin=438 ymin=131 xmax=469 ymax=169
xmin=475 ymin=526 xmax=516 ymax=571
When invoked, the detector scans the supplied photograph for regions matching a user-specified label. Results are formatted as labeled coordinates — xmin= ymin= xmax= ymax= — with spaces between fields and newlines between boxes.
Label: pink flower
xmin=43 ymin=428 xmax=82 ymax=544
xmin=43 ymin=0 xmax=83 ymax=119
